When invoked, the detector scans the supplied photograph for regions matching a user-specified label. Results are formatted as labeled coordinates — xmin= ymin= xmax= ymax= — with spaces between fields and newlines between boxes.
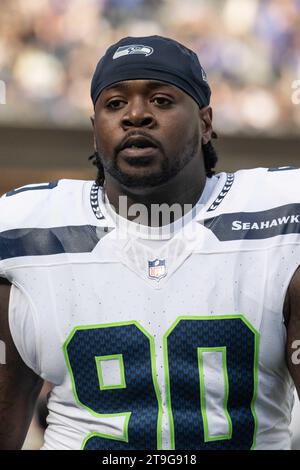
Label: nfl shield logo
xmin=148 ymin=259 xmax=167 ymax=281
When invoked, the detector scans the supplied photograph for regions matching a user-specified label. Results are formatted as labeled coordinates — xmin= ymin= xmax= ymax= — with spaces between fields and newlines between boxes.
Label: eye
xmin=152 ymin=96 xmax=173 ymax=107
xmin=106 ymin=99 xmax=126 ymax=110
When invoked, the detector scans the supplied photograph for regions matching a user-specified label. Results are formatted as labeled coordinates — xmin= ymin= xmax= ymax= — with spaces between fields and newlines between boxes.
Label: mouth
xmin=117 ymin=135 xmax=160 ymax=160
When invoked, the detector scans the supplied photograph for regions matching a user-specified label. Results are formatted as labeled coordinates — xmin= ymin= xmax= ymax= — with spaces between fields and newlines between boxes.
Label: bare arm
xmin=0 ymin=282 xmax=43 ymax=450
xmin=284 ymin=267 xmax=300 ymax=398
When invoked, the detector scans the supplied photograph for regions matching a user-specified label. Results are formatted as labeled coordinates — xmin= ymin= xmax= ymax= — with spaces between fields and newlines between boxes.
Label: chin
xmin=106 ymin=157 xmax=180 ymax=189
xmin=116 ymin=170 xmax=172 ymax=189
xmin=119 ymin=174 xmax=165 ymax=189
xmin=110 ymin=162 xmax=168 ymax=188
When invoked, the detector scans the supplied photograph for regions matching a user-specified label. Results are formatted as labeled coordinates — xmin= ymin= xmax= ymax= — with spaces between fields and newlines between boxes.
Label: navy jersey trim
xmin=90 ymin=183 xmax=105 ymax=220
xmin=267 ymin=166 xmax=299 ymax=172
xmin=0 ymin=225 xmax=110 ymax=261
xmin=6 ymin=181 xmax=58 ymax=197
xmin=204 ymin=204 xmax=300 ymax=241
xmin=207 ymin=173 xmax=234 ymax=212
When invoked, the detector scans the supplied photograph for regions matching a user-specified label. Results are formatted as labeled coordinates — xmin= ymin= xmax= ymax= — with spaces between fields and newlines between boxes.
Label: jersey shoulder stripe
xmin=204 ymin=203 xmax=300 ymax=241
xmin=0 ymin=225 xmax=100 ymax=261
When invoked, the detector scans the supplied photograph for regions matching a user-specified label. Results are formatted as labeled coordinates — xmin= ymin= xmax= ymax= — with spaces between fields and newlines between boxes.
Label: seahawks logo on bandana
xmin=113 ymin=45 xmax=154 ymax=60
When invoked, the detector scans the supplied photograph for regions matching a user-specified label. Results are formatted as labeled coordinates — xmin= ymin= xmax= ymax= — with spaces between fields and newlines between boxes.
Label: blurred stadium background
xmin=0 ymin=0 xmax=300 ymax=450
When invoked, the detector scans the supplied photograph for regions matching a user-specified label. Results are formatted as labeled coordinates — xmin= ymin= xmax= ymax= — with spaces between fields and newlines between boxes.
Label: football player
xmin=0 ymin=36 xmax=299 ymax=450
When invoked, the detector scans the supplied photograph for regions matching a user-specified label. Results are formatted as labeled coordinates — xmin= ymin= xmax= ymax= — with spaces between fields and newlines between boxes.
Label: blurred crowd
xmin=1 ymin=0 xmax=300 ymax=134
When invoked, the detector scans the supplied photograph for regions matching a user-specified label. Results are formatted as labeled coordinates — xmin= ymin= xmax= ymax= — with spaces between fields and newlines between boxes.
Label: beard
xmin=96 ymin=130 xmax=201 ymax=189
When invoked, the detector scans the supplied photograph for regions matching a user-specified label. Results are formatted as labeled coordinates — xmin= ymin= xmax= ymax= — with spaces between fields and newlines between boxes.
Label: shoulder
xmin=0 ymin=179 xmax=91 ymax=233
xmin=205 ymin=167 xmax=300 ymax=243
xmin=213 ymin=166 xmax=300 ymax=214
xmin=231 ymin=166 xmax=300 ymax=208
xmin=0 ymin=179 xmax=98 ymax=277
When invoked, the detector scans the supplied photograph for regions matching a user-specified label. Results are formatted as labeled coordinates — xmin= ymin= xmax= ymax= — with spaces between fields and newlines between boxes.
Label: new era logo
xmin=113 ymin=45 xmax=154 ymax=60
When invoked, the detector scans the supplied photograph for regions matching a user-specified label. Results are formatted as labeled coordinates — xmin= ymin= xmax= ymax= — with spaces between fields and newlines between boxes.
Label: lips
xmin=120 ymin=135 xmax=158 ymax=151
xmin=119 ymin=147 xmax=158 ymax=159
xmin=117 ymin=134 xmax=160 ymax=161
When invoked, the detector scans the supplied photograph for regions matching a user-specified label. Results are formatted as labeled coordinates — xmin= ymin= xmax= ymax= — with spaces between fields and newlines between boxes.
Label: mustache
xmin=115 ymin=131 xmax=163 ymax=155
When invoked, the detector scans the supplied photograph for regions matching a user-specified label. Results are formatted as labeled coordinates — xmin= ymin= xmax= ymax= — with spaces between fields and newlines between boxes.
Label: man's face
xmin=93 ymin=79 xmax=209 ymax=188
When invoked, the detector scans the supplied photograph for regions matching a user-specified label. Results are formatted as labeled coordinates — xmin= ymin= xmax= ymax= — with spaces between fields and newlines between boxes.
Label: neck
xmin=104 ymin=157 xmax=207 ymax=227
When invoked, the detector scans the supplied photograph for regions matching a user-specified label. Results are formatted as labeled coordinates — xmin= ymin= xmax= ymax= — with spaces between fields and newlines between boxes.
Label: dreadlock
xmin=89 ymin=132 xmax=219 ymax=187
xmin=203 ymin=130 xmax=219 ymax=178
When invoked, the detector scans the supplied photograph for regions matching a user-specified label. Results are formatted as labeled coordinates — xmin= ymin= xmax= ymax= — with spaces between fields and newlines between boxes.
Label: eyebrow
xmin=103 ymin=80 xmax=174 ymax=93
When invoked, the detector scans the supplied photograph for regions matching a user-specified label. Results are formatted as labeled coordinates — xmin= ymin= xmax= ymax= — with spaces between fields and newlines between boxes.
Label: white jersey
xmin=1 ymin=167 xmax=300 ymax=450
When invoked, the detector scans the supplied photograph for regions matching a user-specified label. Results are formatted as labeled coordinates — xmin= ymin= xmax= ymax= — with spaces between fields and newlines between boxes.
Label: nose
xmin=121 ymin=97 xmax=156 ymax=129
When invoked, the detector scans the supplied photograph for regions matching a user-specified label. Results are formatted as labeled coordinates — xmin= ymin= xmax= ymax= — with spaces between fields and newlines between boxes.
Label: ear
xmin=90 ymin=115 xmax=97 ymax=152
xmin=199 ymin=106 xmax=213 ymax=145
